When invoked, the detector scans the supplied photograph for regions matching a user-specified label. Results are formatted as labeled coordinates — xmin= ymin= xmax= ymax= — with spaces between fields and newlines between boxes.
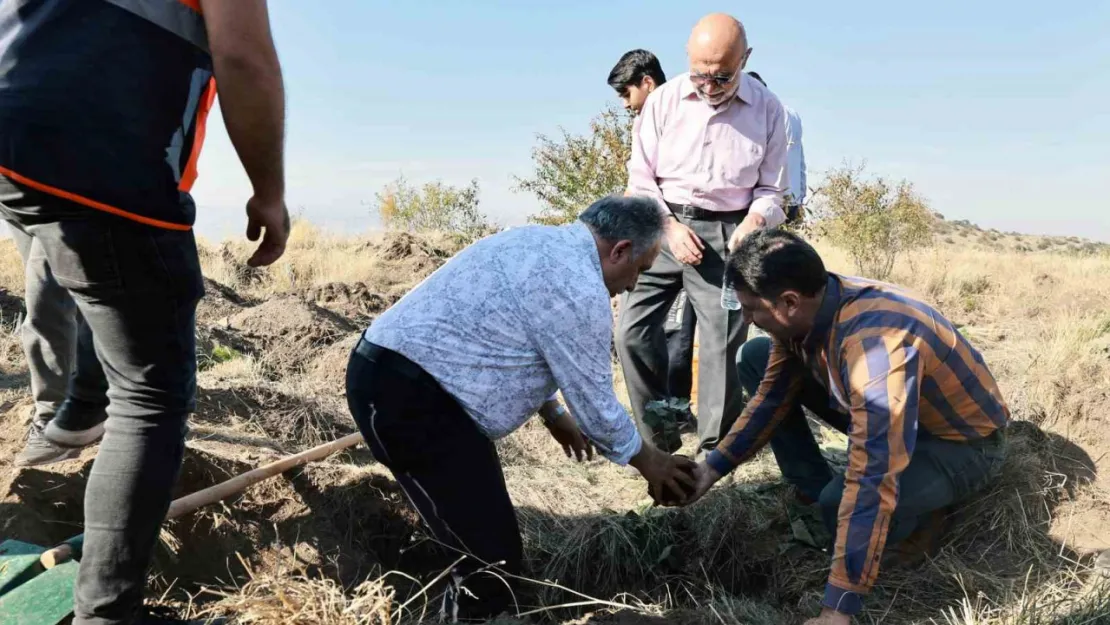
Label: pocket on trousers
xmin=147 ymin=228 xmax=205 ymax=305
xmin=46 ymin=222 xmax=123 ymax=294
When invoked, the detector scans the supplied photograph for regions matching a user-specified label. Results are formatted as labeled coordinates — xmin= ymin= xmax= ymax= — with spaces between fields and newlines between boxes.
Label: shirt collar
xmin=679 ymin=71 xmax=753 ymax=105
xmin=570 ymin=221 xmax=604 ymax=277
xmin=801 ymin=273 xmax=842 ymax=355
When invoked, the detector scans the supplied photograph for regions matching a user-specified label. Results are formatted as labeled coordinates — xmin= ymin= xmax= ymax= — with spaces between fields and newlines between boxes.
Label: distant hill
xmin=932 ymin=213 xmax=1109 ymax=256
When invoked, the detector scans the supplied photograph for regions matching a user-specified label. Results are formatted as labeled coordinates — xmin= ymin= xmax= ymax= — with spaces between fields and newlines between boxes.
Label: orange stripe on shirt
xmin=0 ymin=166 xmax=192 ymax=232
xmin=828 ymin=335 xmax=917 ymax=594
xmin=179 ymin=76 xmax=217 ymax=192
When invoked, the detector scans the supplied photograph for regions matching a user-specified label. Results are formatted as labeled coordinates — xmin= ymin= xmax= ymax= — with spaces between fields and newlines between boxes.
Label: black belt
xmin=665 ymin=201 xmax=747 ymax=222
xmin=353 ymin=337 xmax=438 ymax=387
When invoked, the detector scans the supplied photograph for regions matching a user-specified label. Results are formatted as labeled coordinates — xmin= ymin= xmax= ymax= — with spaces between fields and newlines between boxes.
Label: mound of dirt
xmin=196 ymin=277 xmax=257 ymax=325
xmin=306 ymin=332 xmax=362 ymax=395
xmin=193 ymin=381 xmax=356 ymax=450
xmin=228 ymin=296 xmax=351 ymax=340
xmin=223 ymin=296 xmax=358 ymax=376
xmin=297 ymin=282 xmax=394 ymax=323
xmin=378 ymin=230 xmax=454 ymax=263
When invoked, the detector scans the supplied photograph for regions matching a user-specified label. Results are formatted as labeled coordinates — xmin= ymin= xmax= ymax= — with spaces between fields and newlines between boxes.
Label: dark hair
xmin=747 ymin=71 xmax=766 ymax=87
xmin=726 ymin=229 xmax=827 ymax=299
xmin=578 ymin=195 xmax=664 ymax=256
xmin=607 ymin=49 xmax=666 ymax=94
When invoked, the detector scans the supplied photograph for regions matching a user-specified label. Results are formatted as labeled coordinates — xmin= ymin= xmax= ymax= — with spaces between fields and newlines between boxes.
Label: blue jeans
xmin=733 ymin=336 xmax=1005 ymax=544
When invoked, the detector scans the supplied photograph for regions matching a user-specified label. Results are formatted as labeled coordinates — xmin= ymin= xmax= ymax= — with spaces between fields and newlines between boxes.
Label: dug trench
xmin=0 ymin=426 xmax=440 ymax=613
xmin=0 ymin=399 xmax=1105 ymax=623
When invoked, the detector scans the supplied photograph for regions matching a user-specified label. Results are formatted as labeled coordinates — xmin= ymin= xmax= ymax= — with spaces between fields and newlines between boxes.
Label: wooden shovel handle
xmin=40 ymin=432 xmax=364 ymax=568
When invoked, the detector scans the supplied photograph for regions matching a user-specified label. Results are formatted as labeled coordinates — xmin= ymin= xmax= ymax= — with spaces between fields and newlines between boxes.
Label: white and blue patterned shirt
xmin=364 ymin=221 xmax=644 ymax=464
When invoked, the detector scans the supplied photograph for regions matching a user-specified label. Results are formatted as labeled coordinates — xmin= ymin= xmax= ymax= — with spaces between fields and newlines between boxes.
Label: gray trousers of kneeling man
xmin=615 ymin=209 xmax=749 ymax=451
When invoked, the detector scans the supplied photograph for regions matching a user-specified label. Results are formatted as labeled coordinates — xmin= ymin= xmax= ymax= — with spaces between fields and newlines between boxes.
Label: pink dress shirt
xmin=627 ymin=72 xmax=789 ymax=227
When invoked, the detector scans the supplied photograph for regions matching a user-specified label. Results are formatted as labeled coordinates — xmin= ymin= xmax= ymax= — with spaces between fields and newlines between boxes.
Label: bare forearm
xmin=214 ymin=51 xmax=286 ymax=200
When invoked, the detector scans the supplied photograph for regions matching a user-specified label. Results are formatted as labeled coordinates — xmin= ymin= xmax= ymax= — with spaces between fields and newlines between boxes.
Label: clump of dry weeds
xmin=198 ymin=556 xmax=397 ymax=625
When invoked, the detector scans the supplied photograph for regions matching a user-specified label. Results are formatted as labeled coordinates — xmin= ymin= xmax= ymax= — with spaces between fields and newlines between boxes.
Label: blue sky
xmin=190 ymin=1 xmax=1110 ymax=242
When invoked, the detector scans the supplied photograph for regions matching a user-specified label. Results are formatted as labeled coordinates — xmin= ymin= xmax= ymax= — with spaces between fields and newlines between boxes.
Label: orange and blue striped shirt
xmin=705 ymin=273 xmax=1009 ymax=614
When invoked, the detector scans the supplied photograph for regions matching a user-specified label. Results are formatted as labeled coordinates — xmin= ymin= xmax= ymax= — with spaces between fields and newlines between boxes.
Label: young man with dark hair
xmin=608 ymin=49 xmax=667 ymax=115
xmin=608 ymin=49 xmax=697 ymax=429
xmin=685 ymin=229 xmax=1010 ymax=625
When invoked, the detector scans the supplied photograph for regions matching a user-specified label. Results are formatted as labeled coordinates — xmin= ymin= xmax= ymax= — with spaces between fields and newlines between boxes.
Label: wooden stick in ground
xmin=39 ymin=432 xmax=365 ymax=569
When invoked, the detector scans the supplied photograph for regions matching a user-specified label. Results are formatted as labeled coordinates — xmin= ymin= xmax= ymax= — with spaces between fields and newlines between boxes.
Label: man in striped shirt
xmin=685 ymin=229 xmax=1009 ymax=624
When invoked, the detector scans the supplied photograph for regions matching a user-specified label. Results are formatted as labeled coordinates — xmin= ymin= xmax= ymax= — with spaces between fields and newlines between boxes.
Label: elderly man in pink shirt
xmin=616 ymin=12 xmax=788 ymax=454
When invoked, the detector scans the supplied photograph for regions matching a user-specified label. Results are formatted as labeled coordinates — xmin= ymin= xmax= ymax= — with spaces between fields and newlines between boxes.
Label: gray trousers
xmin=615 ymin=210 xmax=749 ymax=451
xmin=8 ymin=223 xmax=79 ymax=428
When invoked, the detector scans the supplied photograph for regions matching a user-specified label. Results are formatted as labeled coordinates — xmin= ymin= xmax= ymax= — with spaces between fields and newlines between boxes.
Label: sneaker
xmin=43 ymin=414 xmax=106 ymax=448
xmin=14 ymin=425 xmax=82 ymax=468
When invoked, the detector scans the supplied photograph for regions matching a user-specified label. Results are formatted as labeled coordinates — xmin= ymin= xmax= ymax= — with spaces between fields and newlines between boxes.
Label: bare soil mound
xmin=296 ymin=282 xmax=394 ymax=324
xmin=224 ymin=296 xmax=358 ymax=376
xmin=357 ymin=230 xmax=463 ymax=298
xmin=195 ymin=382 xmax=355 ymax=450
xmin=306 ymin=332 xmax=363 ymax=395
xmin=196 ymin=277 xmax=258 ymax=325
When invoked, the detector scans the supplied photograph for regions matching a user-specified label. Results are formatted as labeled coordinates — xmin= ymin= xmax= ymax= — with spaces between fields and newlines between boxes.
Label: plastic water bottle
xmin=720 ymin=279 xmax=742 ymax=311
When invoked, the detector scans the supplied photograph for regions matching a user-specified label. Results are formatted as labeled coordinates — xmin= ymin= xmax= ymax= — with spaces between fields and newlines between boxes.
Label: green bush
xmin=514 ymin=105 xmax=633 ymax=225
xmin=373 ymin=176 xmax=493 ymax=239
xmin=810 ymin=164 xmax=935 ymax=280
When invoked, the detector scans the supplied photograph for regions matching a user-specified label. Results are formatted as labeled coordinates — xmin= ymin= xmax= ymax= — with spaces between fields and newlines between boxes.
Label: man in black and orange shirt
xmin=684 ymin=230 xmax=1009 ymax=625
xmin=0 ymin=1 xmax=288 ymax=623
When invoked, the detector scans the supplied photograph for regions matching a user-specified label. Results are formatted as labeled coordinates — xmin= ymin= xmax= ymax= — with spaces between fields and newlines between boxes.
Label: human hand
xmin=683 ymin=460 xmax=723 ymax=505
xmin=804 ymin=608 xmax=852 ymax=625
xmin=664 ymin=218 xmax=704 ymax=265
xmin=543 ymin=406 xmax=594 ymax=462
xmin=727 ymin=214 xmax=767 ymax=253
xmin=629 ymin=445 xmax=697 ymax=505
xmin=245 ymin=194 xmax=290 ymax=267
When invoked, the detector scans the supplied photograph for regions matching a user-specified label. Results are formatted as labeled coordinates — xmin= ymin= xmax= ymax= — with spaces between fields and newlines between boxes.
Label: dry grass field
xmin=1 ymin=217 xmax=1108 ymax=624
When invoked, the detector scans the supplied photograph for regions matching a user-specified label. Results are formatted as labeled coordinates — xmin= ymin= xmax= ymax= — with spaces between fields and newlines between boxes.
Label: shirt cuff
xmin=823 ymin=583 xmax=864 ymax=615
xmin=705 ymin=448 xmax=737 ymax=476
xmin=606 ymin=429 xmax=643 ymax=466
xmin=748 ymin=198 xmax=786 ymax=229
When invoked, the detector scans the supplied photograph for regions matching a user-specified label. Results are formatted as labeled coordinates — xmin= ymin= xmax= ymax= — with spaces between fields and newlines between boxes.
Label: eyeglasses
xmin=690 ymin=69 xmax=739 ymax=88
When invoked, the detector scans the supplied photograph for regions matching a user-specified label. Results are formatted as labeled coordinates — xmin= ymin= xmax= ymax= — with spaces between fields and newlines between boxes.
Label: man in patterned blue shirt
xmin=345 ymin=195 xmax=696 ymax=622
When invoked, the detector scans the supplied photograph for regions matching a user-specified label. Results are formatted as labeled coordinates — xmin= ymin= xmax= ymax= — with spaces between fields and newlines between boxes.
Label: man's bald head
xmin=686 ymin=13 xmax=752 ymax=106
xmin=687 ymin=13 xmax=747 ymax=66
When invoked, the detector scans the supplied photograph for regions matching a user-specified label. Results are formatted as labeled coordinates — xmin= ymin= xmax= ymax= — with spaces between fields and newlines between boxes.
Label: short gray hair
xmin=578 ymin=194 xmax=665 ymax=256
